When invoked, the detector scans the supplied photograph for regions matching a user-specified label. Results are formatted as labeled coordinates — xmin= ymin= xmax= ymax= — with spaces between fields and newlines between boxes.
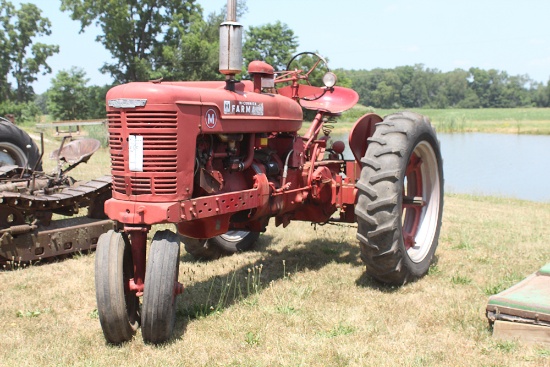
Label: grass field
xmin=2 ymin=114 xmax=549 ymax=366
xmin=334 ymin=107 xmax=550 ymax=135
xmin=1 ymin=193 xmax=549 ymax=366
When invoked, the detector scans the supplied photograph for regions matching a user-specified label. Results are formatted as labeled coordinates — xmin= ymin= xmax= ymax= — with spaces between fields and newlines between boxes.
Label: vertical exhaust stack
xmin=219 ymin=0 xmax=243 ymax=90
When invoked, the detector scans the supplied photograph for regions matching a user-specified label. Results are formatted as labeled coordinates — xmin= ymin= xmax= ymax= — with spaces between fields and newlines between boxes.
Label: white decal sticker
xmin=205 ymin=109 xmax=217 ymax=129
xmin=223 ymin=100 xmax=264 ymax=116
xmin=128 ymin=135 xmax=143 ymax=172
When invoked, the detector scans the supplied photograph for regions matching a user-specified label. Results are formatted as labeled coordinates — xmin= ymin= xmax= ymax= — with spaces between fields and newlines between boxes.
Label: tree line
xmin=0 ymin=0 xmax=549 ymax=123
xmin=341 ymin=65 xmax=550 ymax=109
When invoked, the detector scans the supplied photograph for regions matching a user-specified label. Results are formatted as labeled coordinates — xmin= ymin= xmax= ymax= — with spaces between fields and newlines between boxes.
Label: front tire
xmin=141 ymin=230 xmax=181 ymax=344
xmin=95 ymin=230 xmax=140 ymax=344
xmin=355 ymin=111 xmax=443 ymax=285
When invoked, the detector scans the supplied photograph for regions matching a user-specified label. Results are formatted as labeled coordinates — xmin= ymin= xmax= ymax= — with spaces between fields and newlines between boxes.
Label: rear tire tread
xmin=0 ymin=120 xmax=42 ymax=170
xmin=355 ymin=111 xmax=443 ymax=285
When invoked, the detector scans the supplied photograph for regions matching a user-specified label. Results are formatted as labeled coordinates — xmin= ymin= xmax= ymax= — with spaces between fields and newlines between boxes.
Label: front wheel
xmin=95 ymin=230 xmax=140 ymax=344
xmin=355 ymin=111 xmax=443 ymax=285
xmin=141 ymin=230 xmax=181 ymax=344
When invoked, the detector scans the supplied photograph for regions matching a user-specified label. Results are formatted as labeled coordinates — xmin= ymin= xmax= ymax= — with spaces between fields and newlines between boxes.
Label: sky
xmin=11 ymin=0 xmax=550 ymax=94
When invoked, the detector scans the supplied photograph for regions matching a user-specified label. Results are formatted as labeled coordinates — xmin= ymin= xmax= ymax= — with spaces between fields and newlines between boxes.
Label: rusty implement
xmin=0 ymin=166 xmax=114 ymax=266
xmin=0 ymin=217 xmax=116 ymax=265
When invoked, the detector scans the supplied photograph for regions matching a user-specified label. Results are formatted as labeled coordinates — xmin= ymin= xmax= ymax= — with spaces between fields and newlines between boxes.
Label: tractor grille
xmin=108 ymin=110 xmax=179 ymax=197
xmin=126 ymin=111 xmax=178 ymax=129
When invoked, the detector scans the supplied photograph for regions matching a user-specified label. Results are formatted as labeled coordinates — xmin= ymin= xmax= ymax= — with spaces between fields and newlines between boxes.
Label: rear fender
xmin=348 ymin=113 xmax=383 ymax=163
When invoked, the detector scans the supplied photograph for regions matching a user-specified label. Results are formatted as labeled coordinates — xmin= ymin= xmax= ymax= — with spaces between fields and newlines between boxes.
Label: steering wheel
xmin=278 ymin=52 xmax=332 ymax=101
xmin=286 ymin=52 xmax=330 ymax=79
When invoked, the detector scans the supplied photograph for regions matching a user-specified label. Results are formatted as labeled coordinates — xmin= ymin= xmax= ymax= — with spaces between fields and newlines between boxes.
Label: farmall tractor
xmin=96 ymin=0 xmax=443 ymax=344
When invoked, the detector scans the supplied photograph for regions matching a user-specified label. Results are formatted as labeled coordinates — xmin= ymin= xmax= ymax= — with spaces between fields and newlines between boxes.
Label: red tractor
xmin=96 ymin=1 xmax=443 ymax=344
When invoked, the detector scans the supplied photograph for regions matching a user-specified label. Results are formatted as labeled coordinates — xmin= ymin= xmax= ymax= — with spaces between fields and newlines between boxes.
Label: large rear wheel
xmin=141 ymin=229 xmax=181 ymax=344
xmin=181 ymin=230 xmax=260 ymax=261
xmin=355 ymin=111 xmax=443 ymax=285
xmin=95 ymin=230 xmax=140 ymax=344
xmin=0 ymin=119 xmax=42 ymax=170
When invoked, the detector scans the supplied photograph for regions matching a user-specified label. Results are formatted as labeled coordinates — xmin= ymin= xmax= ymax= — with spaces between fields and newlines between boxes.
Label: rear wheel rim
xmin=0 ymin=142 xmax=27 ymax=167
xmin=402 ymin=141 xmax=441 ymax=263
xmin=219 ymin=230 xmax=249 ymax=243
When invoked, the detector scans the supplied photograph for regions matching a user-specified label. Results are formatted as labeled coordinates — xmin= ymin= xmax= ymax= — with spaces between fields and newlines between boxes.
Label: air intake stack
xmin=219 ymin=0 xmax=243 ymax=89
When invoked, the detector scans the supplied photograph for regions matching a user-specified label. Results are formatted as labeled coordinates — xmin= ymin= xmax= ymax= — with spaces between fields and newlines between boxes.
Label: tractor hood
xmin=106 ymin=80 xmax=303 ymax=134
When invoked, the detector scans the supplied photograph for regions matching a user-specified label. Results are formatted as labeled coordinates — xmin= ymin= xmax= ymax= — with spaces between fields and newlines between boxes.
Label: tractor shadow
xmin=171 ymin=232 xmax=402 ymax=341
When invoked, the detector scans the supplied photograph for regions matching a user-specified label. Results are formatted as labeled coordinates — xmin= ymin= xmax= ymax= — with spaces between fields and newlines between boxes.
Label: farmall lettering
xmin=224 ymin=100 xmax=264 ymax=116
xmin=97 ymin=0 xmax=444 ymax=346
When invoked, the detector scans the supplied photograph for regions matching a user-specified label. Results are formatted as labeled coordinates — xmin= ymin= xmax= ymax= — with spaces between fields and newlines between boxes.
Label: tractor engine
xmin=103 ymin=76 xmax=326 ymax=239
xmin=103 ymin=0 xmax=347 ymax=240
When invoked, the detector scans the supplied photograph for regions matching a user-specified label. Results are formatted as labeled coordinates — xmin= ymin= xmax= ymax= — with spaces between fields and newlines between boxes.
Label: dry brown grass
xmin=2 ymin=124 xmax=549 ymax=366
xmin=1 ymin=193 xmax=550 ymax=366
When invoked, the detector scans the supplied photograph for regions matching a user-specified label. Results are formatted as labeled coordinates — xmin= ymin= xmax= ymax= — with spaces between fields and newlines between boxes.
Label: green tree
xmin=371 ymin=80 xmax=400 ymax=108
xmin=333 ymin=69 xmax=352 ymax=88
xmin=86 ymin=84 xmax=111 ymax=119
xmin=501 ymin=74 xmax=532 ymax=107
xmin=156 ymin=11 xmax=223 ymax=81
xmin=60 ymin=0 xmax=202 ymax=83
xmin=0 ymin=100 xmax=38 ymax=122
xmin=47 ymin=67 xmax=90 ymax=121
xmin=34 ymin=92 xmax=48 ymax=115
xmin=154 ymin=1 xmax=248 ymax=81
xmin=0 ymin=1 xmax=14 ymax=101
xmin=0 ymin=0 xmax=58 ymax=102
xmin=345 ymin=64 xmax=540 ymax=109
xmin=243 ymin=21 xmax=298 ymax=71
xmin=532 ymin=81 xmax=549 ymax=107
xmin=443 ymin=69 xmax=469 ymax=107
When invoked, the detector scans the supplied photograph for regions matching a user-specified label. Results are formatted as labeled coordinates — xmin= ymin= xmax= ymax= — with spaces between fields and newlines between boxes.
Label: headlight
xmin=322 ymin=72 xmax=337 ymax=88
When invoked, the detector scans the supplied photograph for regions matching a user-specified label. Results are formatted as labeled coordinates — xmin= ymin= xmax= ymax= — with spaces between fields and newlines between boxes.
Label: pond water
xmin=334 ymin=132 xmax=550 ymax=203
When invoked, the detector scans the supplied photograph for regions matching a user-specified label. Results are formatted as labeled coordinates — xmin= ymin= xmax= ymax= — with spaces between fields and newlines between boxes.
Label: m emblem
xmin=205 ymin=109 xmax=217 ymax=129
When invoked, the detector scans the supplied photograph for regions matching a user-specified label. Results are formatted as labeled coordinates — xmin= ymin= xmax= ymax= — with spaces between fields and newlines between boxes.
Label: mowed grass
xmin=3 ymin=116 xmax=549 ymax=366
xmin=327 ymin=106 xmax=550 ymax=135
xmin=1 ymin=193 xmax=550 ymax=366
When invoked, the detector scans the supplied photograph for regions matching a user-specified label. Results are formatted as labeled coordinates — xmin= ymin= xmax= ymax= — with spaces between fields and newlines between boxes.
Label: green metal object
xmin=487 ymin=263 xmax=550 ymax=326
